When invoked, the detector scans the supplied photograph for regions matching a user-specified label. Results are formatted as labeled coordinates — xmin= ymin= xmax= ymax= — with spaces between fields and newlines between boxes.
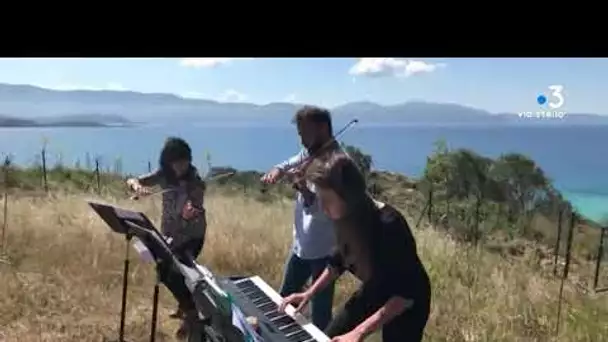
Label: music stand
xmin=89 ymin=201 xmax=250 ymax=342
xmin=89 ymin=201 xmax=173 ymax=342
xmin=89 ymin=202 xmax=138 ymax=342
xmin=116 ymin=216 xmax=246 ymax=342
xmin=120 ymin=219 xmax=175 ymax=342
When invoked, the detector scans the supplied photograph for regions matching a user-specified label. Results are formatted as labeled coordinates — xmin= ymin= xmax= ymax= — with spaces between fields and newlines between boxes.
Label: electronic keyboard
xmin=223 ymin=276 xmax=330 ymax=342
xmin=177 ymin=260 xmax=330 ymax=342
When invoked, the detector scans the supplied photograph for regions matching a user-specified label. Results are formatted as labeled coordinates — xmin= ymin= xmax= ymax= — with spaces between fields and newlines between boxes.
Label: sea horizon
xmin=1 ymin=123 xmax=607 ymax=223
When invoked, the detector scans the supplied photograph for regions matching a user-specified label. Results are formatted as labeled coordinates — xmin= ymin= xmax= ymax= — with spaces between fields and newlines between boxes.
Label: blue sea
xmin=1 ymin=123 xmax=607 ymax=223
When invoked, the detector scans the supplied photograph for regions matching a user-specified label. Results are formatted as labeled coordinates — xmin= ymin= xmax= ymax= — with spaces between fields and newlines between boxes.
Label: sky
xmin=0 ymin=57 xmax=606 ymax=114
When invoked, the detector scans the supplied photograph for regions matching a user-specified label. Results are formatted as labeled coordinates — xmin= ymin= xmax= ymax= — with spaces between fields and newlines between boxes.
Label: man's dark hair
xmin=292 ymin=105 xmax=333 ymax=134
xmin=159 ymin=136 xmax=195 ymax=185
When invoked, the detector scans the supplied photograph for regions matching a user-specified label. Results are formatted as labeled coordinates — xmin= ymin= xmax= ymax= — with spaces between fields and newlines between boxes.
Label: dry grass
xmin=1 ymin=191 xmax=608 ymax=342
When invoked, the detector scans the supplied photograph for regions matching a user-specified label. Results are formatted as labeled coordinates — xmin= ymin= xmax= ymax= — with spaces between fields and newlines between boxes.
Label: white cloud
xmin=283 ymin=93 xmax=297 ymax=103
xmin=181 ymin=91 xmax=207 ymax=99
xmin=349 ymin=58 xmax=445 ymax=78
xmin=105 ymin=82 xmax=128 ymax=91
xmin=46 ymin=82 xmax=128 ymax=91
xmin=218 ymin=89 xmax=247 ymax=102
xmin=179 ymin=58 xmax=255 ymax=68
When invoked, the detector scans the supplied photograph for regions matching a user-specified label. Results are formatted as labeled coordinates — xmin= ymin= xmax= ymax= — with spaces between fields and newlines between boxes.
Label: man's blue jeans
xmin=279 ymin=252 xmax=335 ymax=331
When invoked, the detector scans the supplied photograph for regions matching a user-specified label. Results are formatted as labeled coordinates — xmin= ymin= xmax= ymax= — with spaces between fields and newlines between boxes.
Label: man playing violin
xmin=261 ymin=105 xmax=342 ymax=331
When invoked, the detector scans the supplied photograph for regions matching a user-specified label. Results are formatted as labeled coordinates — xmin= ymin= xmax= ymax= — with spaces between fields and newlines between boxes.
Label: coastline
xmin=562 ymin=190 xmax=608 ymax=225
xmin=0 ymin=122 xmax=135 ymax=128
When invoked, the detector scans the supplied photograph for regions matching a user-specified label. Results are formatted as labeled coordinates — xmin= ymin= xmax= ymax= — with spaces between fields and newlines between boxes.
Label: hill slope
xmin=1 ymin=83 xmax=607 ymax=125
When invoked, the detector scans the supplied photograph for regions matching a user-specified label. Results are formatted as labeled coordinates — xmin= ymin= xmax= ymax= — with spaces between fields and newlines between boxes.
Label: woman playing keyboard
xmin=279 ymin=152 xmax=432 ymax=342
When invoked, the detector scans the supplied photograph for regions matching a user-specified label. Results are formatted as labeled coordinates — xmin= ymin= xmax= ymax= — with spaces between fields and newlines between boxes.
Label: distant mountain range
xmin=0 ymin=82 xmax=607 ymax=126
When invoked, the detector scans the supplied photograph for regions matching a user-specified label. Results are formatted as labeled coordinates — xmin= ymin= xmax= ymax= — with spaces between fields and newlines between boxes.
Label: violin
xmin=261 ymin=118 xmax=359 ymax=192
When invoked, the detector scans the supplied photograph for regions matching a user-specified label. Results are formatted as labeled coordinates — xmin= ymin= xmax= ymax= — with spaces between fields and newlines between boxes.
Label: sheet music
xmin=231 ymin=302 xmax=263 ymax=342
xmin=132 ymin=238 xmax=155 ymax=263
xmin=131 ymin=234 xmax=174 ymax=264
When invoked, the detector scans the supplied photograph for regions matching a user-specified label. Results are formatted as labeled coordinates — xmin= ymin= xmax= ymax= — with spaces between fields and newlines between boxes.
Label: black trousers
xmin=157 ymin=236 xmax=205 ymax=312
xmin=325 ymin=282 xmax=431 ymax=342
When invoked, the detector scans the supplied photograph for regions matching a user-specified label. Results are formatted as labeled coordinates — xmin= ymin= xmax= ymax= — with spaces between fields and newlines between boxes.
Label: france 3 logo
xmin=518 ymin=85 xmax=567 ymax=119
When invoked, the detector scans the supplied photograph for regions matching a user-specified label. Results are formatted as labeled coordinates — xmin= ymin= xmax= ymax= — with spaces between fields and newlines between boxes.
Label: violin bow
xmin=130 ymin=170 xmax=236 ymax=200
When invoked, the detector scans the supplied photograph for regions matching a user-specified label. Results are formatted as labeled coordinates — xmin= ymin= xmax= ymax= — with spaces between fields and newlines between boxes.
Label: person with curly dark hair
xmin=126 ymin=136 xmax=206 ymax=339
xmin=279 ymin=152 xmax=432 ymax=342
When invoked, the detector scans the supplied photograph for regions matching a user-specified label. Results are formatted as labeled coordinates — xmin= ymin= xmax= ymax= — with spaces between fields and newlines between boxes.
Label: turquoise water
xmin=562 ymin=191 xmax=608 ymax=223
xmin=0 ymin=123 xmax=606 ymax=223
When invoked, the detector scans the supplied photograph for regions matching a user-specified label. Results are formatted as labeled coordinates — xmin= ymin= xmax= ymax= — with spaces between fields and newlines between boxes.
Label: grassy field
xmin=0 ymin=168 xmax=608 ymax=342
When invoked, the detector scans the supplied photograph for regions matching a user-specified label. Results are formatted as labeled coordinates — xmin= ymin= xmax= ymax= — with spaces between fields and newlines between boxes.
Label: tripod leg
xmin=119 ymin=234 xmax=132 ymax=342
xmin=150 ymin=273 xmax=160 ymax=342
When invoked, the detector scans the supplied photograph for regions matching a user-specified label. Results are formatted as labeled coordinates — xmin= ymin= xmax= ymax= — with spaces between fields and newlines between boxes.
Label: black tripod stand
xmin=107 ymin=220 xmax=162 ymax=342
xmin=149 ymin=261 xmax=162 ymax=342
xmin=115 ymin=231 xmax=133 ymax=342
